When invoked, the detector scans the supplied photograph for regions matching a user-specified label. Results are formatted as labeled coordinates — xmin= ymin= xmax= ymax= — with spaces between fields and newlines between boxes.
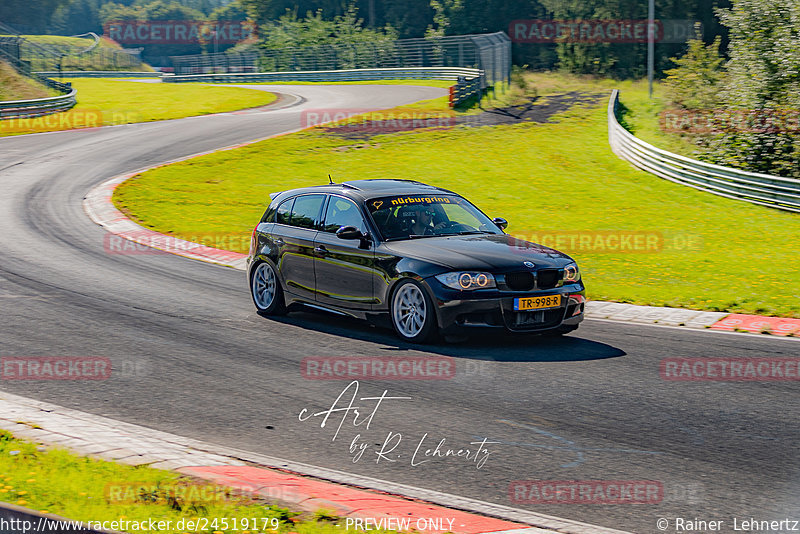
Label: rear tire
xmin=250 ymin=261 xmax=286 ymax=315
xmin=390 ymin=280 xmax=437 ymax=343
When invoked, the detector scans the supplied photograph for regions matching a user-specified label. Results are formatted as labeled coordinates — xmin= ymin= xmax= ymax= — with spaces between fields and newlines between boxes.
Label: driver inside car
xmin=411 ymin=205 xmax=447 ymax=236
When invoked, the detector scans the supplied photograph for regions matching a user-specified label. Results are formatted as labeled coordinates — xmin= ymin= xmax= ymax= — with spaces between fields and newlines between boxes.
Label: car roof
xmin=271 ymin=179 xmax=458 ymax=204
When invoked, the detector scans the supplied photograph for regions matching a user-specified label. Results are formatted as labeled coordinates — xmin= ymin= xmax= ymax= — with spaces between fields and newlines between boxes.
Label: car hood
xmin=381 ymin=234 xmax=573 ymax=271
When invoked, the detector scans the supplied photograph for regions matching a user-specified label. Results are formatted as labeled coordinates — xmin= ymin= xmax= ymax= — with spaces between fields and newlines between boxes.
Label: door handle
xmin=275 ymin=238 xmax=285 ymax=246
xmin=314 ymin=245 xmax=328 ymax=256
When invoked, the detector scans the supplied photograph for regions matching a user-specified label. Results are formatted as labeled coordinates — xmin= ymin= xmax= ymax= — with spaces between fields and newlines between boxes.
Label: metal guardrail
xmin=163 ymin=66 xmax=482 ymax=83
xmin=0 ymin=23 xmax=79 ymax=119
xmin=35 ymin=71 xmax=160 ymax=78
xmin=608 ymin=90 xmax=800 ymax=213
xmin=0 ymin=60 xmax=77 ymax=119
xmin=0 ymin=63 xmax=77 ymax=120
xmin=0 ymin=88 xmax=77 ymax=119
xmin=164 ymin=66 xmax=486 ymax=107
xmin=449 ymin=75 xmax=482 ymax=107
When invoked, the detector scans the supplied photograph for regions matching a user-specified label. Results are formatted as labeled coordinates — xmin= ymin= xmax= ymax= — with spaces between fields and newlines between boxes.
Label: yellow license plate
xmin=514 ymin=295 xmax=562 ymax=311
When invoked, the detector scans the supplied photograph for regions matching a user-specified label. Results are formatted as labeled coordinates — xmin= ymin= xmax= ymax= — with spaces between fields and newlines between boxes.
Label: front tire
xmin=390 ymin=280 xmax=437 ymax=343
xmin=250 ymin=261 xmax=286 ymax=315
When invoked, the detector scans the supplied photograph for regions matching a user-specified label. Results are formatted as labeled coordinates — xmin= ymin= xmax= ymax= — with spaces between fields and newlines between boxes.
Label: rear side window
xmin=262 ymin=204 xmax=277 ymax=223
xmin=289 ymin=194 xmax=325 ymax=229
xmin=276 ymin=198 xmax=293 ymax=225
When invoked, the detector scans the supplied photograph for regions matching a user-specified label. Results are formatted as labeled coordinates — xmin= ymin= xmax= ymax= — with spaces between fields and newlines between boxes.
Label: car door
xmin=313 ymin=195 xmax=377 ymax=311
xmin=274 ymin=194 xmax=324 ymax=301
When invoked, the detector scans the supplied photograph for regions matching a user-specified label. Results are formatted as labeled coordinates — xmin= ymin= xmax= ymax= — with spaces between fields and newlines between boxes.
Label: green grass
xmin=0 ymin=429 xmax=394 ymax=534
xmin=18 ymin=35 xmax=124 ymax=49
xmin=113 ymin=72 xmax=800 ymax=318
xmin=5 ymin=34 xmax=153 ymax=71
xmin=0 ymin=60 xmax=52 ymax=101
xmin=0 ymin=79 xmax=276 ymax=136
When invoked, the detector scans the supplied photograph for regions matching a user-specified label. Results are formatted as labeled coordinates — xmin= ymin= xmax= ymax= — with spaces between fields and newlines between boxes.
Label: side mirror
xmin=493 ymin=217 xmax=508 ymax=230
xmin=335 ymin=226 xmax=364 ymax=240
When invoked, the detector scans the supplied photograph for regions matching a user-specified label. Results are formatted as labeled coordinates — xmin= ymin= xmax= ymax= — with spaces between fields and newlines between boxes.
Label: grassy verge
xmin=0 ymin=60 xmax=53 ymax=101
xmin=20 ymin=35 xmax=126 ymax=49
xmin=12 ymin=34 xmax=153 ymax=71
xmin=0 ymin=429 xmax=391 ymax=534
xmin=113 ymin=72 xmax=800 ymax=318
xmin=0 ymin=79 xmax=277 ymax=136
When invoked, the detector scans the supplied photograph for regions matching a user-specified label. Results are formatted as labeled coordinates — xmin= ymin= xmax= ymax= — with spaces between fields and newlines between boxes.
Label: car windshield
xmin=366 ymin=194 xmax=502 ymax=241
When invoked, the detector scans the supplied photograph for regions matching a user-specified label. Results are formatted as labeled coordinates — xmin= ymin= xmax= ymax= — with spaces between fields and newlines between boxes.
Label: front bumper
xmin=427 ymin=280 xmax=586 ymax=333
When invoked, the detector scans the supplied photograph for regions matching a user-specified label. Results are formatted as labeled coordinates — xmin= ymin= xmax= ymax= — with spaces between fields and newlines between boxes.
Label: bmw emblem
xmin=523 ymin=261 xmax=535 ymax=268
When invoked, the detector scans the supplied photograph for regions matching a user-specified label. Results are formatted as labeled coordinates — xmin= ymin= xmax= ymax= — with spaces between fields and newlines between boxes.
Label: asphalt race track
xmin=1 ymin=84 xmax=798 ymax=533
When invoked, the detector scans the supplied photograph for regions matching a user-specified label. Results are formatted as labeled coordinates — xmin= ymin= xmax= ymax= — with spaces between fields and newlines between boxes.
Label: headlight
xmin=563 ymin=262 xmax=581 ymax=283
xmin=435 ymin=272 xmax=496 ymax=290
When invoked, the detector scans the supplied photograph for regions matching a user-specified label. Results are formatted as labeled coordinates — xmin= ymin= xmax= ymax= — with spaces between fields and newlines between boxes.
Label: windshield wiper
xmin=387 ymin=231 xmax=495 ymax=241
xmin=438 ymin=230 xmax=495 ymax=236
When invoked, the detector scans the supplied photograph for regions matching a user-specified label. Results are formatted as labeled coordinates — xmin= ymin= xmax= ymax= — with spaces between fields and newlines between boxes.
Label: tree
xmin=663 ymin=35 xmax=724 ymax=110
xmin=256 ymin=5 xmax=396 ymax=49
xmin=99 ymin=1 xmax=146 ymax=23
xmin=101 ymin=0 xmax=208 ymax=63
xmin=661 ymin=0 xmax=800 ymax=177
xmin=710 ymin=0 xmax=800 ymax=177
xmin=209 ymin=0 xmax=249 ymax=20
xmin=381 ymin=0 xmax=433 ymax=38
xmin=239 ymin=0 xmax=343 ymax=27
xmin=0 ymin=0 xmax=72 ymax=32
xmin=50 ymin=0 xmax=103 ymax=34
xmin=717 ymin=0 xmax=800 ymax=109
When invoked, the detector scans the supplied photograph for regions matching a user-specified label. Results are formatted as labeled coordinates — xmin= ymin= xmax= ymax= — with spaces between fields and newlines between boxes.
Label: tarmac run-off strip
xmin=84 ymin=172 xmax=800 ymax=339
xmin=0 ymin=391 xmax=631 ymax=534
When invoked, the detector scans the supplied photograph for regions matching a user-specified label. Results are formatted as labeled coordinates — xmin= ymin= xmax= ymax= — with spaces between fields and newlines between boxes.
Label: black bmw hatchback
xmin=247 ymin=179 xmax=585 ymax=343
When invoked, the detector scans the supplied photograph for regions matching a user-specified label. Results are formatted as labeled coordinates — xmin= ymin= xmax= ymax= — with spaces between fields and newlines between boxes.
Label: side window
xmin=323 ymin=197 xmax=365 ymax=233
xmin=289 ymin=194 xmax=325 ymax=230
xmin=276 ymin=198 xmax=293 ymax=225
xmin=262 ymin=204 xmax=277 ymax=223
